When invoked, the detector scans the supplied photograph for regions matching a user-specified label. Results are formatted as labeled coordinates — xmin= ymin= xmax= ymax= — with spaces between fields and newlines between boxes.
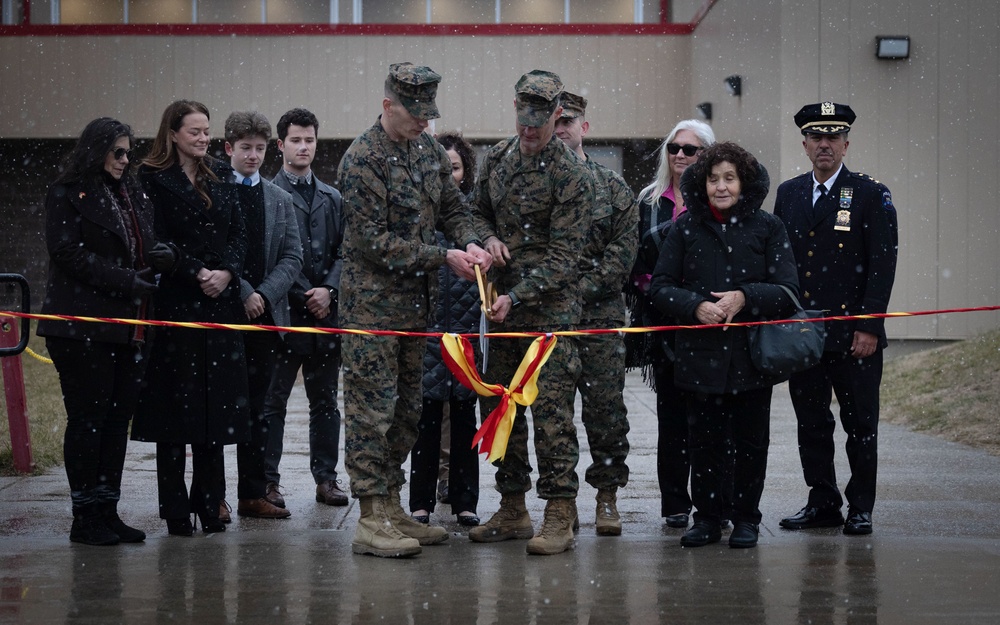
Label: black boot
xmin=100 ymin=500 xmax=146 ymax=543
xmin=70 ymin=503 xmax=120 ymax=546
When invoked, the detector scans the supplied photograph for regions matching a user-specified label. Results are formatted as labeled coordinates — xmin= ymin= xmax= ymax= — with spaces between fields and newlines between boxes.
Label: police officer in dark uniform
xmin=773 ymin=102 xmax=898 ymax=536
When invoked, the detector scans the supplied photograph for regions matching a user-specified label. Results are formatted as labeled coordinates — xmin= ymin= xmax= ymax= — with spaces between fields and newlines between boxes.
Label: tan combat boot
xmin=387 ymin=491 xmax=449 ymax=545
xmin=526 ymin=498 xmax=577 ymax=555
xmin=469 ymin=491 xmax=534 ymax=543
xmin=595 ymin=488 xmax=622 ymax=536
xmin=352 ymin=496 xmax=422 ymax=558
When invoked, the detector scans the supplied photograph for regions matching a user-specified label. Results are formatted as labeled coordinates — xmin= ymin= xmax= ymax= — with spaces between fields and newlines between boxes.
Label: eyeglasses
xmin=667 ymin=143 xmax=702 ymax=157
xmin=111 ymin=147 xmax=134 ymax=161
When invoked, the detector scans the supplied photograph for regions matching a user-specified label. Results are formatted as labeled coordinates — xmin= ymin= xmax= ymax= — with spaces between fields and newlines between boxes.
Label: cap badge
xmin=821 ymin=102 xmax=835 ymax=116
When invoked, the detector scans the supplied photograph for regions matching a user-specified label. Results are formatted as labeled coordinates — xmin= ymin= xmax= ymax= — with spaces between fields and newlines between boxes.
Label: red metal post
xmin=1 ymin=315 xmax=34 ymax=474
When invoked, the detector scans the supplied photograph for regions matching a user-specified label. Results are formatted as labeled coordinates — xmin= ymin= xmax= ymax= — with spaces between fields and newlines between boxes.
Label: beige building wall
xmin=689 ymin=0 xmax=1000 ymax=340
xmin=0 ymin=35 xmax=690 ymax=141
xmin=2 ymin=0 xmax=999 ymax=340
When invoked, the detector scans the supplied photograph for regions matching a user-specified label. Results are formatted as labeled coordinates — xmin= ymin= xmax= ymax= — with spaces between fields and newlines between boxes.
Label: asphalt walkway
xmin=2 ymin=371 xmax=999 ymax=624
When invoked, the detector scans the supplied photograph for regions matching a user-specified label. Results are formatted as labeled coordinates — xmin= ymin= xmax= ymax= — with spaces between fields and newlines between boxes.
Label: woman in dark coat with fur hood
xmin=650 ymin=142 xmax=799 ymax=549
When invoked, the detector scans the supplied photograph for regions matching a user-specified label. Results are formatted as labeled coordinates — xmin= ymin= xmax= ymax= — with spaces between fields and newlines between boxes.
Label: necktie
xmin=242 ymin=178 xmax=253 ymax=186
xmin=815 ymin=183 xmax=828 ymax=205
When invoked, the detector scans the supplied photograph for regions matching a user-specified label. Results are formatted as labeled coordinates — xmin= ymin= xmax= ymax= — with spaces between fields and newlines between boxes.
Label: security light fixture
xmin=696 ymin=102 xmax=713 ymax=121
xmin=875 ymin=36 xmax=910 ymax=59
xmin=724 ymin=75 xmax=742 ymax=97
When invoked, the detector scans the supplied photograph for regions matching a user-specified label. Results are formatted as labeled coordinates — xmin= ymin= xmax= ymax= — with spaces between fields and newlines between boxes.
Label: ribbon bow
xmin=440 ymin=332 xmax=558 ymax=462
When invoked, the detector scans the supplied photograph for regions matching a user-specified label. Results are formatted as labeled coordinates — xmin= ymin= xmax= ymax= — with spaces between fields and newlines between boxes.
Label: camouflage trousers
xmin=482 ymin=335 xmax=581 ymax=499
xmin=342 ymin=333 xmax=423 ymax=497
xmin=576 ymin=331 xmax=631 ymax=490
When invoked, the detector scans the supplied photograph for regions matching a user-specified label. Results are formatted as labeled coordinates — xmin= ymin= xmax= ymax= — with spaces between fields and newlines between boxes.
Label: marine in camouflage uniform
xmin=467 ymin=70 xmax=594 ymax=555
xmin=554 ymin=92 xmax=639 ymax=536
xmin=337 ymin=62 xmax=491 ymax=558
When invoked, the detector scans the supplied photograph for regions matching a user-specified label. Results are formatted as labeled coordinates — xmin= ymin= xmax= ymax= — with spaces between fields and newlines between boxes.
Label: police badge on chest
xmin=835 ymin=187 xmax=853 ymax=231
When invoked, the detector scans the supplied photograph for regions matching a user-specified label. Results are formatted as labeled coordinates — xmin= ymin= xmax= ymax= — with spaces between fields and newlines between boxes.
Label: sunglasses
xmin=111 ymin=147 xmax=134 ymax=161
xmin=667 ymin=143 xmax=701 ymax=157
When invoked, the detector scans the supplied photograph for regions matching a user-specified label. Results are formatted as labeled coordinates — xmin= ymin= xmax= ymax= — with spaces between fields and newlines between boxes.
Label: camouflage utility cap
xmin=515 ymin=69 xmax=563 ymax=128
xmin=559 ymin=92 xmax=587 ymax=119
xmin=387 ymin=62 xmax=442 ymax=120
xmin=794 ymin=101 xmax=856 ymax=135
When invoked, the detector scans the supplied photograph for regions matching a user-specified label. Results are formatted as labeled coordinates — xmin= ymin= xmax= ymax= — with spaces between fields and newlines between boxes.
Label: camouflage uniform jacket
xmin=338 ymin=118 xmax=480 ymax=330
xmin=577 ymin=155 xmax=639 ymax=327
xmin=470 ymin=136 xmax=594 ymax=330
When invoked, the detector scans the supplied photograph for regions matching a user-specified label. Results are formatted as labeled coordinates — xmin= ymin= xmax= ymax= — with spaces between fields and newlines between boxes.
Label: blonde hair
xmin=637 ymin=119 xmax=716 ymax=206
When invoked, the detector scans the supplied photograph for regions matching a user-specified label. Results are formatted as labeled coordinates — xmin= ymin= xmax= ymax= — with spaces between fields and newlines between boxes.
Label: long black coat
xmin=773 ymin=166 xmax=898 ymax=352
xmin=37 ymin=175 xmax=156 ymax=344
xmin=650 ymin=161 xmax=800 ymax=394
xmin=131 ymin=161 xmax=251 ymax=445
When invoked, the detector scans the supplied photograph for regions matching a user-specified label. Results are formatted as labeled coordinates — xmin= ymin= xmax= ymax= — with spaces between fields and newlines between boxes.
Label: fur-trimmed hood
xmin=678 ymin=158 xmax=771 ymax=223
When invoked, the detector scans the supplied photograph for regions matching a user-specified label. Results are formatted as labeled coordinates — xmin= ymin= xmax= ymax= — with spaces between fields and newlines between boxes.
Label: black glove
xmin=131 ymin=267 xmax=158 ymax=298
xmin=148 ymin=242 xmax=177 ymax=273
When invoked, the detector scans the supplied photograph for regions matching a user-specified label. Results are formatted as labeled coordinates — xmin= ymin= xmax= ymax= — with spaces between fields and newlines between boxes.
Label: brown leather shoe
xmin=219 ymin=500 xmax=232 ymax=524
xmin=237 ymin=497 xmax=291 ymax=519
xmin=316 ymin=480 xmax=349 ymax=506
xmin=264 ymin=482 xmax=286 ymax=509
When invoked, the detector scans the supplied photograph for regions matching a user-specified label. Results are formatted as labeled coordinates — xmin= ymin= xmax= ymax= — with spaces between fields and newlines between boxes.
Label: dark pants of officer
xmin=234 ymin=331 xmax=280 ymax=499
xmin=687 ymin=387 xmax=771 ymax=525
xmin=789 ymin=350 xmax=883 ymax=514
xmin=263 ymin=340 xmax=342 ymax=486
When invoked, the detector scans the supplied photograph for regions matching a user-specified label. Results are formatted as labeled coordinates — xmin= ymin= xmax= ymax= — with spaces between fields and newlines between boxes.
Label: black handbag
xmin=747 ymin=285 xmax=826 ymax=378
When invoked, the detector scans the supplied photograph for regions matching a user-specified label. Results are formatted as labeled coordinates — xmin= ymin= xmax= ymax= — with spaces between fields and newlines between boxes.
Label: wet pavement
xmin=2 ymin=371 xmax=1000 ymax=624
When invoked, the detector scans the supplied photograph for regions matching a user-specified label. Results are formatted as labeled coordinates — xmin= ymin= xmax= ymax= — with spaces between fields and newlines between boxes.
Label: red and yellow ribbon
xmin=440 ymin=332 xmax=558 ymax=462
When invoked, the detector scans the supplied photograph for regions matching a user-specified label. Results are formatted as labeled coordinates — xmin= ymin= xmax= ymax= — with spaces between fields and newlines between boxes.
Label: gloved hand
xmin=131 ymin=267 xmax=158 ymax=298
xmin=148 ymin=242 xmax=177 ymax=273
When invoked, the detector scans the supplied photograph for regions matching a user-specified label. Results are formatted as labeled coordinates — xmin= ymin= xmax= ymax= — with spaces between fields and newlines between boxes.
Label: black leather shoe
xmin=843 ymin=509 xmax=873 ymax=535
xmin=664 ymin=513 xmax=689 ymax=528
xmin=456 ymin=512 xmax=480 ymax=527
xmin=728 ymin=521 xmax=759 ymax=548
xmin=680 ymin=521 xmax=722 ymax=547
xmin=779 ymin=506 xmax=845 ymax=530
xmin=410 ymin=513 xmax=430 ymax=524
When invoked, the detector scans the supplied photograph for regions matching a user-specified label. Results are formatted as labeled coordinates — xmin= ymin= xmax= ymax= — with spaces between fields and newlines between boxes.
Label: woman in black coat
xmin=650 ymin=142 xmax=799 ymax=549
xmin=130 ymin=100 xmax=250 ymax=536
xmin=38 ymin=117 xmax=169 ymax=545
xmin=408 ymin=132 xmax=481 ymax=526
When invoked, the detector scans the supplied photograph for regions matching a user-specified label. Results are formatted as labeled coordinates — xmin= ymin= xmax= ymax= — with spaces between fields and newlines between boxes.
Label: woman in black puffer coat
xmin=650 ymin=142 xmax=799 ymax=549
xmin=408 ymin=132 xmax=481 ymax=526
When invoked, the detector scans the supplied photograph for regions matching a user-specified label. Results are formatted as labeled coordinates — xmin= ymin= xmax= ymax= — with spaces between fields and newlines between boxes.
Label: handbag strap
xmin=773 ymin=283 xmax=805 ymax=314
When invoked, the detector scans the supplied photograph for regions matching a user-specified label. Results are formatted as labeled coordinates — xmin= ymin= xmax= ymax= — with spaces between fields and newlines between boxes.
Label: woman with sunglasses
xmin=38 ymin=117 xmax=173 ymax=545
xmin=624 ymin=119 xmax=716 ymax=530
xmin=130 ymin=100 xmax=250 ymax=536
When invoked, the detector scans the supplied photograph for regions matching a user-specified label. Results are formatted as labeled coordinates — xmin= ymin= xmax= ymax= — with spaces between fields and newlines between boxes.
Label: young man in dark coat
xmin=262 ymin=108 xmax=348 ymax=510
xmin=773 ymin=102 xmax=899 ymax=536
xmin=223 ymin=111 xmax=302 ymax=520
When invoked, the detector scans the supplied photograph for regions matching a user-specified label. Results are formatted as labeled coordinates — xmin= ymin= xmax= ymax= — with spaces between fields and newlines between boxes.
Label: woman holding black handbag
xmin=649 ymin=142 xmax=798 ymax=549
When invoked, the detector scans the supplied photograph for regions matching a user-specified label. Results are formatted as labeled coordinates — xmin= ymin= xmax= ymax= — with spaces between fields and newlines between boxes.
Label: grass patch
xmin=882 ymin=328 xmax=1000 ymax=456
xmin=0 ymin=326 xmax=65 ymax=475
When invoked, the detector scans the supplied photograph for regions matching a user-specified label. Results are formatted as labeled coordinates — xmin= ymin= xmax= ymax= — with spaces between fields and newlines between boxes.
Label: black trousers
xmin=156 ymin=441 xmax=225 ymax=521
xmin=687 ymin=386 xmax=771 ymax=525
xmin=654 ymin=359 xmax=691 ymax=517
xmin=789 ymin=350 xmax=883 ymax=513
xmin=46 ymin=336 xmax=147 ymax=507
xmin=409 ymin=397 xmax=479 ymax=514
xmin=234 ymin=331 xmax=280 ymax=499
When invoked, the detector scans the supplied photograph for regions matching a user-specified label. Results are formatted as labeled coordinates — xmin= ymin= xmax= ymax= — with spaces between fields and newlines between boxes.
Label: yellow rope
xmin=24 ymin=347 xmax=53 ymax=364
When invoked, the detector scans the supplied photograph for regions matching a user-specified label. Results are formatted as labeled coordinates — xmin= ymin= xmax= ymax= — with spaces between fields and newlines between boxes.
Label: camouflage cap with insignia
xmin=794 ymin=102 xmax=857 ymax=135
xmin=559 ymin=92 xmax=588 ymax=119
xmin=515 ymin=69 xmax=563 ymax=127
xmin=386 ymin=62 xmax=442 ymax=120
